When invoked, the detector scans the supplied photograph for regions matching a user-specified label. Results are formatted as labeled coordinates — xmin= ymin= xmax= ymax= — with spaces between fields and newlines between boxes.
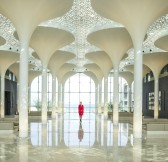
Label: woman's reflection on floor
xmin=78 ymin=122 xmax=84 ymax=142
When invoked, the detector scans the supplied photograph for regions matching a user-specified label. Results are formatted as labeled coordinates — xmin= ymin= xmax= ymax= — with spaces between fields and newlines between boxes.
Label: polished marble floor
xmin=0 ymin=113 xmax=168 ymax=162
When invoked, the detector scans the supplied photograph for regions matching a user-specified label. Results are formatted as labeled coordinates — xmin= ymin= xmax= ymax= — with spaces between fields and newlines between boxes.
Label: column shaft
xmin=98 ymin=82 xmax=102 ymax=114
xmin=133 ymin=48 xmax=142 ymax=138
xmin=113 ymin=66 xmax=119 ymax=125
xmin=0 ymin=74 xmax=5 ymax=118
xmin=28 ymin=86 xmax=31 ymax=112
xmin=104 ymin=76 xmax=108 ymax=117
xmin=128 ymin=86 xmax=132 ymax=112
xmin=19 ymin=41 xmax=29 ymax=138
xmin=62 ymin=86 xmax=64 ymax=113
xmin=154 ymin=77 xmax=159 ymax=119
xmin=17 ymin=83 xmax=19 ymax=114
xmin=58 ymin=81 xmax=62 ymax=113
xmin=52 ymin=75 xmax=56 ymax=118
xmin=42 ymin=65 xmax=48 ymax=124
xmin=95 ymin=85 xmax=98 ymax=114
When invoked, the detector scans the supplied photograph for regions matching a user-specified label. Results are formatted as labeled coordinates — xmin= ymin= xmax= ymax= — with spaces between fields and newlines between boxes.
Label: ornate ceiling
xmin=0 ymin=0 xmax=168 ymax=74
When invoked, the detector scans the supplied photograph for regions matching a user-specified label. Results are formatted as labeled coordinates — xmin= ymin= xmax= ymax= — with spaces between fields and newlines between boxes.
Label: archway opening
xmin=64 ymin=73 xmax=96 ymax=147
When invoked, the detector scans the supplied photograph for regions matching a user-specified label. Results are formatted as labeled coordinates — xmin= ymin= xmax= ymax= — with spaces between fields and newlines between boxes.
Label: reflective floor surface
xmin=0 ymin=113 xmax=168 ymax=162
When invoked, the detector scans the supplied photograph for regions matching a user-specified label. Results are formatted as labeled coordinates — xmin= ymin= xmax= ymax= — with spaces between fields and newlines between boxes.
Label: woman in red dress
xmin=78 ymin=101 xmax=84 ymax=122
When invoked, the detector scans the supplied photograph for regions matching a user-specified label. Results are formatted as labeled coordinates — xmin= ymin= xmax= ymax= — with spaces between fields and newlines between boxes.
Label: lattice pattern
xmin=40 ymin=0 xmax=121 ymax=71
xmin=0 ymin=0 xmax=168 ymax=73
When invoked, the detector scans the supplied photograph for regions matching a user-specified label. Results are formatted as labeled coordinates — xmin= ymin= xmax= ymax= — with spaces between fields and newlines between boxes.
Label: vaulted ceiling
xmin=0 ymin=0 xmax=168 ymax=82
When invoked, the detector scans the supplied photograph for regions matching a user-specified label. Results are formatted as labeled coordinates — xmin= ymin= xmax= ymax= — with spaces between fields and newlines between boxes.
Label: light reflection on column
xmin=41 ymin=124 xmax=48 ymax=162
xmin=58 ymin=113 xmax=66 ymax=148
xmin=103 ymin=116 xmax=107 ymax=147
xmin=19 ymin=139 xmax=28 ymax=162
xmin=93 ymin=114 xmax=99 ymax=147
xmin=119 ymin=123 xmax=129 ymax=146
xmin=53 ymin=113 xmax=58 ymax=147
xmin=41 ymin=124 xmax=47 ymax=147
xmin=100 ymin=115 xmax=104 ymax=146
xmin=133 ymin=139 xmax=142 ymax=162
xmin=52 ymin=118 xmax=56 ymax=147
xmin=60 ymin=112 xmax=66 ymax=148
xmin=113 ymin=125 xmax=118 ymax=162
xmin=126 ymin=123 xmax=133 ymax=147
xmin=58 ymin=114 xmax=62 ymax=146
xmin=98 ymin=114 xmax=102 ymax=146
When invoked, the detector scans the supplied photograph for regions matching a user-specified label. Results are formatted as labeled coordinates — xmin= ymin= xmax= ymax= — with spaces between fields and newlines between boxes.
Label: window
xmin=108 ymin=74 xmax=130 ymax=112
xmin=30 ymin=73 xmax=58 ymax=111
xmin=64 ymin=73 xmax=96 ymax=147
xmin=64 ymin=73 xmax=95 ymax=113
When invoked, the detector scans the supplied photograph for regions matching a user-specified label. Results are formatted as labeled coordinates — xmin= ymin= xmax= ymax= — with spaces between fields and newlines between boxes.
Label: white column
xmin=0 ymin=74 xmax=5 ymax=118
xmin=104 ymin=75 xmax=108 ymax=117
xmin=113 ymin=66 xmax=119 ymax=125
xmin=28 ymin=86 xmax=31 ymax=113
xmin=128 ymin=86 xmax=132 ymax=112
xmin=58 ymin=81 xmax=62 ymax=113
xmin=41 ymin=65 xmax=48 ymax=124
xmin=154 ymin=76 xmax=159 ymax=119
xmin=62 ymin=85 xmax=64 ymax=113
xmin=133 ymin=47 xmax=142 ymax=138
xmin=19 ymin=41 xmax=29 ymax=138
xmin=17 ymin=83 xmax=19 ymax=114
xmin=95 ymin=85 xmax=98 ymax=114
xmin=52 ymin=74 xmax=56 ymax=118
xmin=98 ymin=81 xmax=102 ymax=114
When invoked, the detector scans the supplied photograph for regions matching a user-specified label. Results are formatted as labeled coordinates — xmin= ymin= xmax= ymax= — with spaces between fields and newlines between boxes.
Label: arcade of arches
xmin=1 ymin=0 xmax=168 ymax=161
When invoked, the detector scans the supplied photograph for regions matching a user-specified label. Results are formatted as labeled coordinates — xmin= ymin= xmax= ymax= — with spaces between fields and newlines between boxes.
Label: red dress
xmin=78 ymin=104 xmax=84 ymax=117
